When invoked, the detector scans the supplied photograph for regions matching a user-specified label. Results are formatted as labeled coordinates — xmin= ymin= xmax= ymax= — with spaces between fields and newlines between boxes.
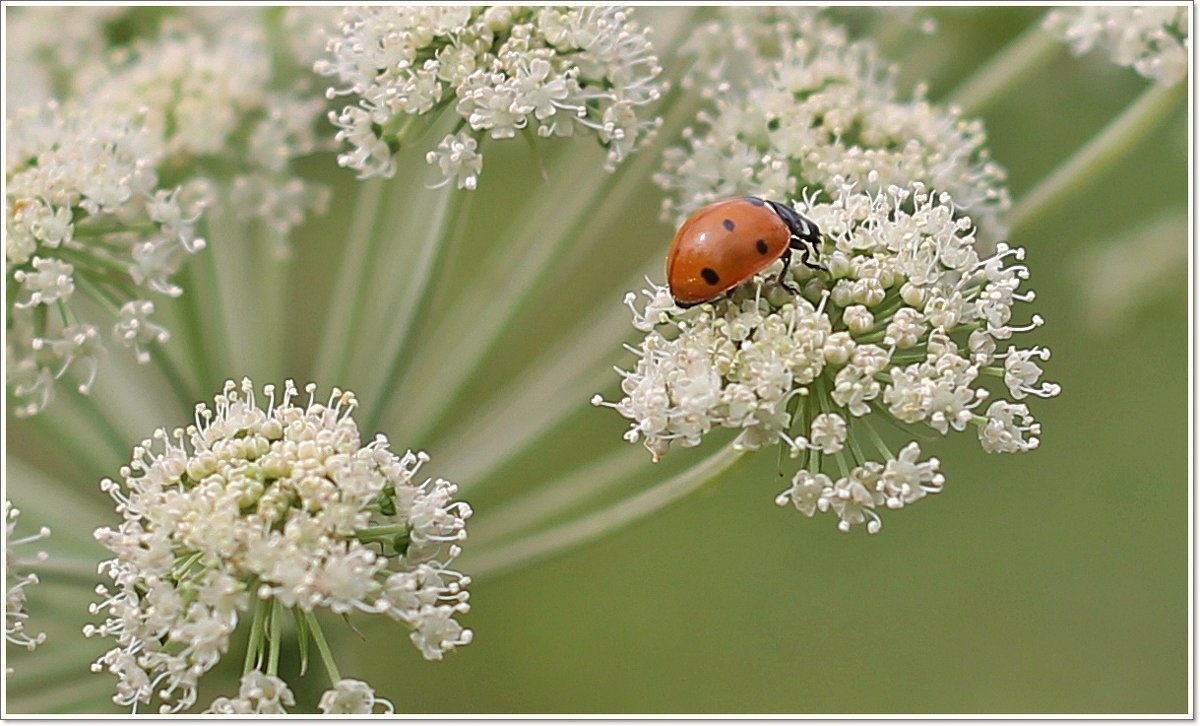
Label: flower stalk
xmin=1009 ymin=81 xmax=1185 ymax=233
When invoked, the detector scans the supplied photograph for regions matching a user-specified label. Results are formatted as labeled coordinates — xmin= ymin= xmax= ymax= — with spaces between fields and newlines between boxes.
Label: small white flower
xmin=319 ymin=678 xmax=395 ymax=715
xmin=427 ymin=132 xmax=485 ymax=191
xmin=809 ymin=413 xmax=848 ymax=454
xmin=1045 ymin=6 xmax=1189 ymax=85
xmin=775 ymin=471 xmax=833 ymax=517
xmin=87 ymin=380 xmax=472 ymax=713
xmin=978 ymin=400 xmax=1042 ymax=454
xmin=112 ymin=301 xmax=170 ymax=365
xmin=5 ymin=502 xmax=50 ymax=671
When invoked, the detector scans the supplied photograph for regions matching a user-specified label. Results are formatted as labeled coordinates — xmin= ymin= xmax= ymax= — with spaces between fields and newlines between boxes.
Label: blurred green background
xmin=7 ymin=6 xmax=1188 ymax=714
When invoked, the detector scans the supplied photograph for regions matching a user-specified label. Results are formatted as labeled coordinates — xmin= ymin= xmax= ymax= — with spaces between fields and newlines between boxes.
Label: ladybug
xmin=666 ymin=196 xmax=823 ymax=307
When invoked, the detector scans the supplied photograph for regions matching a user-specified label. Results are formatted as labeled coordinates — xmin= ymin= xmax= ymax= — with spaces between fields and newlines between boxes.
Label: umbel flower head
xmin=1044 ymin=6 xmax=1189 ymax=86
xmin=86 ymin=379 xmax=472 ymax=713
xmin=5 ymin=501 xmax=50 ymax=669
xmin=318 ymin=6 xmax=665 ymax=187
xmin=657 ymin=19 xmax=1011 ymax=244
xmin=6 ymin=11 xmax=329 ymax=417
xmin=595 ymin=180 xmax=1059 ymax=534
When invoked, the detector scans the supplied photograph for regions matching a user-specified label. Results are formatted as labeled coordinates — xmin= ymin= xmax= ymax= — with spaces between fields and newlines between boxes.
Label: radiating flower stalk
xmin=3 ymin=5 xmax=1187 ymax=714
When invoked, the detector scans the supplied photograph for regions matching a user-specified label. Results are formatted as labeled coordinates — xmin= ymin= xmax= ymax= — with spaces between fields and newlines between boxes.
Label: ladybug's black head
xmin=765 ymin=199 xmax=822 ymax=250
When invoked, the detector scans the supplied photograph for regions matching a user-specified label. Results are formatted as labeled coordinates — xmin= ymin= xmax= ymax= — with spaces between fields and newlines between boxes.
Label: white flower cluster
xmin=6 ymin=12 xmax=330 ymax=416
xmin=657 ymin=22 xmax=1011 ymax=244
xmin=206 ymin=671 xmax=295 ymax=714
xmin=205 ymin=671 xmax=394 ymax=715
xmin=595 ymin=182 xmax=1059 ymax=534
xmin=318 ymin=6 xmax=664 ymax=187
xmin=677 ymin=6 xmax=827 ymax=90
xmin=5 ymin=501 xmax=50 ymax=668
xmin=86 ymin=380 xmax=472 ymax=713
xmin=6 ymin=102 xmax=210 ymax=416
xmin=1044 ymin=6 xmax=1189 ymax=86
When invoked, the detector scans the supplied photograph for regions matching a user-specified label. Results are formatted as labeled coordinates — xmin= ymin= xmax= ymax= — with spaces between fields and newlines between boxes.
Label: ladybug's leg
xmin=791 ymin=235 xmax=827 ymax=272
xmin=776 ymin=247 xmax=802 ymax=295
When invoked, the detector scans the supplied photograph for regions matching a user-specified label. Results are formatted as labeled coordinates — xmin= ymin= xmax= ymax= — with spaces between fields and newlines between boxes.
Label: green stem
xmin=148 ymin=341 xmax=201 ymax=415
xmin=1009 ymin=81 xmax=1185 ymax=233
xmin=361 ymin=185 xmax=468 ymax=433
xmin=243 ymin=595 xmax=268 ymax=675
xmin=179 ymin=265 xmax=218 ymax=391
xmin=386 ymin=144 xmax=616 ymax=443
xmin=190 ymin=221 xmax=236 ymax=381
xmin=430 ymin=262 xmax=653 ymax=492
xmin=305 ymin=611 xmax=342 ymax=683
xmin=267 ymin=600 xmax=282 ymax=677
xmin=312 ymin=177 xmax=385 ymax=385
xmin=254 ymin=227 xmax=289 ymax=382
xmin=468 ymin=445 xmax=650 ymax=547
xmin=76 ymin=396 xmax=131 ymax=462
xmin=948 ymin=13 xmax=1061 ymax=114
xmin=465 ymin=445 xmax=745 ymax=580
xmin=354 ymin=523 xmax=409 ymax=539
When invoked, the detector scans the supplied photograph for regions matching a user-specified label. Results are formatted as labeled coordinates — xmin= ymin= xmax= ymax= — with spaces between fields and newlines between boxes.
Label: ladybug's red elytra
xmin=666 ymin=196 xmax=823 ymax=307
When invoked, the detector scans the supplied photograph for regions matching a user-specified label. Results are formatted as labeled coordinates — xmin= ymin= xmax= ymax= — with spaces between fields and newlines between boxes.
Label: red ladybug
xmin=666 ymin=196 xmax=823 ymax=307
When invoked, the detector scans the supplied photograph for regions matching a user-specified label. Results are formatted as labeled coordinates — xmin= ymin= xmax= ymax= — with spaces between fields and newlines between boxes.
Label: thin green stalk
xmin=431 ymin=262 xmax=655 ymax=491
xmin=177 ymin=266 xmax=217 ymax=391
xmin=1010 ymin=81 xmax=1185 ymax=233
xmin=243 ymin=595 xmax=269 ymax=675
xmin=948 ymin=13 xmax=1061 ymax=114
xmin=305 ymin=611 xmax=342 ymax=683
xmin=465 ymin=445 xmax=745 ymax=580
xmin=267 ymin=600 xmax=282 ymax=677
xmin=384 ymin=143 xmax=614 ymax=443
xmin=253 ymin=227 xmax=289 ymax=381
xmin=76 ymin=396 xmax=132 ymax=462
xmin=361 ymin=185 xmax=468 ymax=432
xmin=312 ymin=177 xmax=386 ymax=385
xmin=194 ymin=211 xmax=243 ymax=380
xmin=148 ymin=341 xmax=201 ymax=414
xmin=468 ymin=445 xmax=651 ymax=547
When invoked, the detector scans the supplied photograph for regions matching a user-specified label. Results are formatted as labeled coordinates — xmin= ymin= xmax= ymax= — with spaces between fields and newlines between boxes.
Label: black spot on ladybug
xmin=701 ymin=268 xmax=720 ymax=285
xmin=756 ymin=239 xmax=769 ymax=254
xmin=746 ymin=197 xmax=766 ymax=206
xmin=722 ymin=219 xmax=735 ymax=232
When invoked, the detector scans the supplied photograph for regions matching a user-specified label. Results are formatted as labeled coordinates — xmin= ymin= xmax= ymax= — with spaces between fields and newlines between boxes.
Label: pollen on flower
xmin=1044 ymin=6 xmax=1189 ymax=86
xmin=595 ymin=182 xmax=1059 ymax=534
xmin=5 ymin=501 xmax=50 ymax=671
xmin=318 ymin=6 xmax=665 ymax=187
xmin=86 ymin=379 xmax=472 ymax=713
